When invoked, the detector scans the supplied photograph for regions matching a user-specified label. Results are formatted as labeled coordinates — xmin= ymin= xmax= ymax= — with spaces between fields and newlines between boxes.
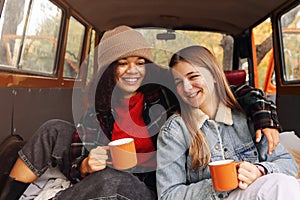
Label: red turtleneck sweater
xmin=111 ymin=92 xmax=156 ymax=167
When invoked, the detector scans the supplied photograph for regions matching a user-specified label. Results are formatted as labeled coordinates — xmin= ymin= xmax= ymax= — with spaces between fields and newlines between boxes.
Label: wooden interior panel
xmin=13 ymin=88 xmax=74 ymax=141
xmin=0 ymin=88 xmax=13 ymax=142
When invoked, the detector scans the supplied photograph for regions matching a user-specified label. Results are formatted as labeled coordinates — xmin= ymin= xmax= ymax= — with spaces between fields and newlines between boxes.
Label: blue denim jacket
xmin=156 ymin=109 xmax=298 ymax=200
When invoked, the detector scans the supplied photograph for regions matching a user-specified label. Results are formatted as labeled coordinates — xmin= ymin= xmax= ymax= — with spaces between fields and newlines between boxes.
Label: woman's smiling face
xmin=115 ymin=56 xmax=146 ymax=98
xmin=172 ymin=61 xmax=215 ymax=109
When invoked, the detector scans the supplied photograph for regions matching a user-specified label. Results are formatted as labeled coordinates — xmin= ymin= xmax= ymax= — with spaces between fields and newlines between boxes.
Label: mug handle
xmin=235 ymin=161 xmax=243 ymax=168
xmin=103 ymin=146 xmax=113 ymax=165
xmin=235 ymin=161 xmax=246 ymax=187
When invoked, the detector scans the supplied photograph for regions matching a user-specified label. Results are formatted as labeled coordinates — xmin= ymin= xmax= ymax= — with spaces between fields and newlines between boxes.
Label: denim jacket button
xmin=218 ymin=193 xmax=224 ymax=198
xmin=215 ymin=145 xmax=219 ymax=150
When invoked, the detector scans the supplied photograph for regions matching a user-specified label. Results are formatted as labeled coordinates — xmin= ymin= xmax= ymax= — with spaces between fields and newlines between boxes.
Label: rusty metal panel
xmin=13 ymin=88 xmax=75 ymax=141
xmin=0 ymin=88 xmax=13 ymax=142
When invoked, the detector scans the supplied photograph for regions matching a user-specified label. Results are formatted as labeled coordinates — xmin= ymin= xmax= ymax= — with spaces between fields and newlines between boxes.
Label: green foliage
xmin=19 ymin=1 xmax=62 ymax=74
xmin=140 ymin=29 xmax=225 ymax=68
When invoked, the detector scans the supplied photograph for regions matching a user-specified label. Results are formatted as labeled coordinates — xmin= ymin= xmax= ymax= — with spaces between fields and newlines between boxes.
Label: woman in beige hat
xmin=1 ymin=26 xmax=282 ymax=200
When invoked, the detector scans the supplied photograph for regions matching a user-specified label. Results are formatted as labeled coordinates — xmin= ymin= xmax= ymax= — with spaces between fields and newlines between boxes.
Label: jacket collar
xmin=215 ymin=102 xmax=233 ymax=126
xmin=194 ymin=102 xmax=233 ymax=129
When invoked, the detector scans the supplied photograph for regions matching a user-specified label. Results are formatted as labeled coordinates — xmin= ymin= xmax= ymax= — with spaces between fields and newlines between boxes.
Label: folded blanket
xmin=20 ymin=166 xmax=71 ymax=200
xmin=280 ymin=131 xmax=300 ymax=178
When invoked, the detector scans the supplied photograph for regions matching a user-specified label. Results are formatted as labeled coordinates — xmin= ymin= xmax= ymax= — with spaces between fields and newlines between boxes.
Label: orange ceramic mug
xmin=108 ymin=138 xmax=137 ymax=170
xmin=209 ymin=159 xmax=240 ymax=191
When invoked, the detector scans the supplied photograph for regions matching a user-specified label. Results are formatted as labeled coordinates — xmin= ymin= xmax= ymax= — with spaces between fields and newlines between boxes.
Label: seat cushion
xmin=224 ymin=70 xmax=246 ymax=86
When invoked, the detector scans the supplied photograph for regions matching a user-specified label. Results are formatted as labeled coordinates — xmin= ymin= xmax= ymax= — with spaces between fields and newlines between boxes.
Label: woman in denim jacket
xmin=156 ymin=45 xmax=300 ymax=200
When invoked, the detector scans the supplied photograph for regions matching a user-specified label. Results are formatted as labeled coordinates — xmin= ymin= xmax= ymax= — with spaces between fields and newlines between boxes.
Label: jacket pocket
xmin=233 ymin=142 xmax=259 ymax=163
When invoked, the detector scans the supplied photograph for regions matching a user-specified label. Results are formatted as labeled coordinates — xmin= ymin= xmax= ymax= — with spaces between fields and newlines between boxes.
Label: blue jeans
xmin=19 ymin=119 xmax=156 ymax=200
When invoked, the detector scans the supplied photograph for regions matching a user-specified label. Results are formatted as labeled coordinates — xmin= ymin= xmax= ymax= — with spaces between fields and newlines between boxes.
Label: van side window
xmin=63 ymin=16 xmax=85 ymax=78
xmin=0 ymin=0 xmax=62 ymax=75
xmin=86 ymin=29 xmax=96 ymax=85
xmin=280 ymin=4 xmax=300 ymax=82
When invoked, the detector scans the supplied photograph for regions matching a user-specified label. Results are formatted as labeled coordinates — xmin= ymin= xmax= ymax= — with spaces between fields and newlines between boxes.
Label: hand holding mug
xmin=237 ymin=161 xmax=263 ymax=189
xmin=209 ymin=160 xmax=264 ymax=191
xmin=80 ymin=146 xmax=109 ymax=175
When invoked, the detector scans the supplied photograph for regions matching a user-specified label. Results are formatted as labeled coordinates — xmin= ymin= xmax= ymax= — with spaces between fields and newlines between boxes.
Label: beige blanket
xmin=280 ymin=131 xmax=300 ymax=178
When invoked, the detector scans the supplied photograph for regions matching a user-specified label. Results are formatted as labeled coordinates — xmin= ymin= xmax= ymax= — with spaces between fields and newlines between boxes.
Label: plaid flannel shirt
xmin=69 ymin=110 xmax=105 ymax=183
xmin=231 ymin=84 xmax=281 ymax=131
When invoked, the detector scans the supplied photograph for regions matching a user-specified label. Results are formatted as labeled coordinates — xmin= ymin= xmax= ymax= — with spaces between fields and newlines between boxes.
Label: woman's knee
xmin=58 ymin=168 xmax=155 ymax=200
xmin=89 ymin=168 xmax=152 ymax=193
xmin=91 ymin=167 xmax=138 ymax=183
xmin=269 ymin=173 xmax=300 ymax=191
xmin=260 ymin=173 xmax=297 ymax=186
xmin=19 ymin=119 xmax=75 ymax=175
xmin=28 ymin=119 xmax=75 ymax=147
xmin=255 ymin=173 xmax=300 ymax=199
xmin=39 ymin=119 xmax=75 ymax=137
xmin=229 ymin=173 xmax=300 ymax=200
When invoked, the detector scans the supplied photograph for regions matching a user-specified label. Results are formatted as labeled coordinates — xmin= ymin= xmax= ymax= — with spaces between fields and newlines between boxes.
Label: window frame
xmin=0 ymin=0 xmax=97 ymax=88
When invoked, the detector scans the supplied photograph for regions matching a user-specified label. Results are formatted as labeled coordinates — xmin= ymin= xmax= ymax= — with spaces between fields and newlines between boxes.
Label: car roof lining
xmin=63 ymin=0 xmax=291 ymax=35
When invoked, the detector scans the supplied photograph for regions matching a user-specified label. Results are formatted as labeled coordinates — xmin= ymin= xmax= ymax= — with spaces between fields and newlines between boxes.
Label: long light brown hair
xmin=169 ymin=45 xmax=242 ymax=169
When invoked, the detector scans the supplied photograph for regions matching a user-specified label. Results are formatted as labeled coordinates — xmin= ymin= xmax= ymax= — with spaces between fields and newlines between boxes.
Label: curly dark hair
xmin=91 ymin=61 xmax=118 ymax=115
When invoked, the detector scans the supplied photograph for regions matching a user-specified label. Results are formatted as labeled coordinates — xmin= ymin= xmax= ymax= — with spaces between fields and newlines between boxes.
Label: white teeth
xmin=188 ymin=92 xmax=197 ymax=98
xmin=124 ymin=78 xmax=138 ymax=82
